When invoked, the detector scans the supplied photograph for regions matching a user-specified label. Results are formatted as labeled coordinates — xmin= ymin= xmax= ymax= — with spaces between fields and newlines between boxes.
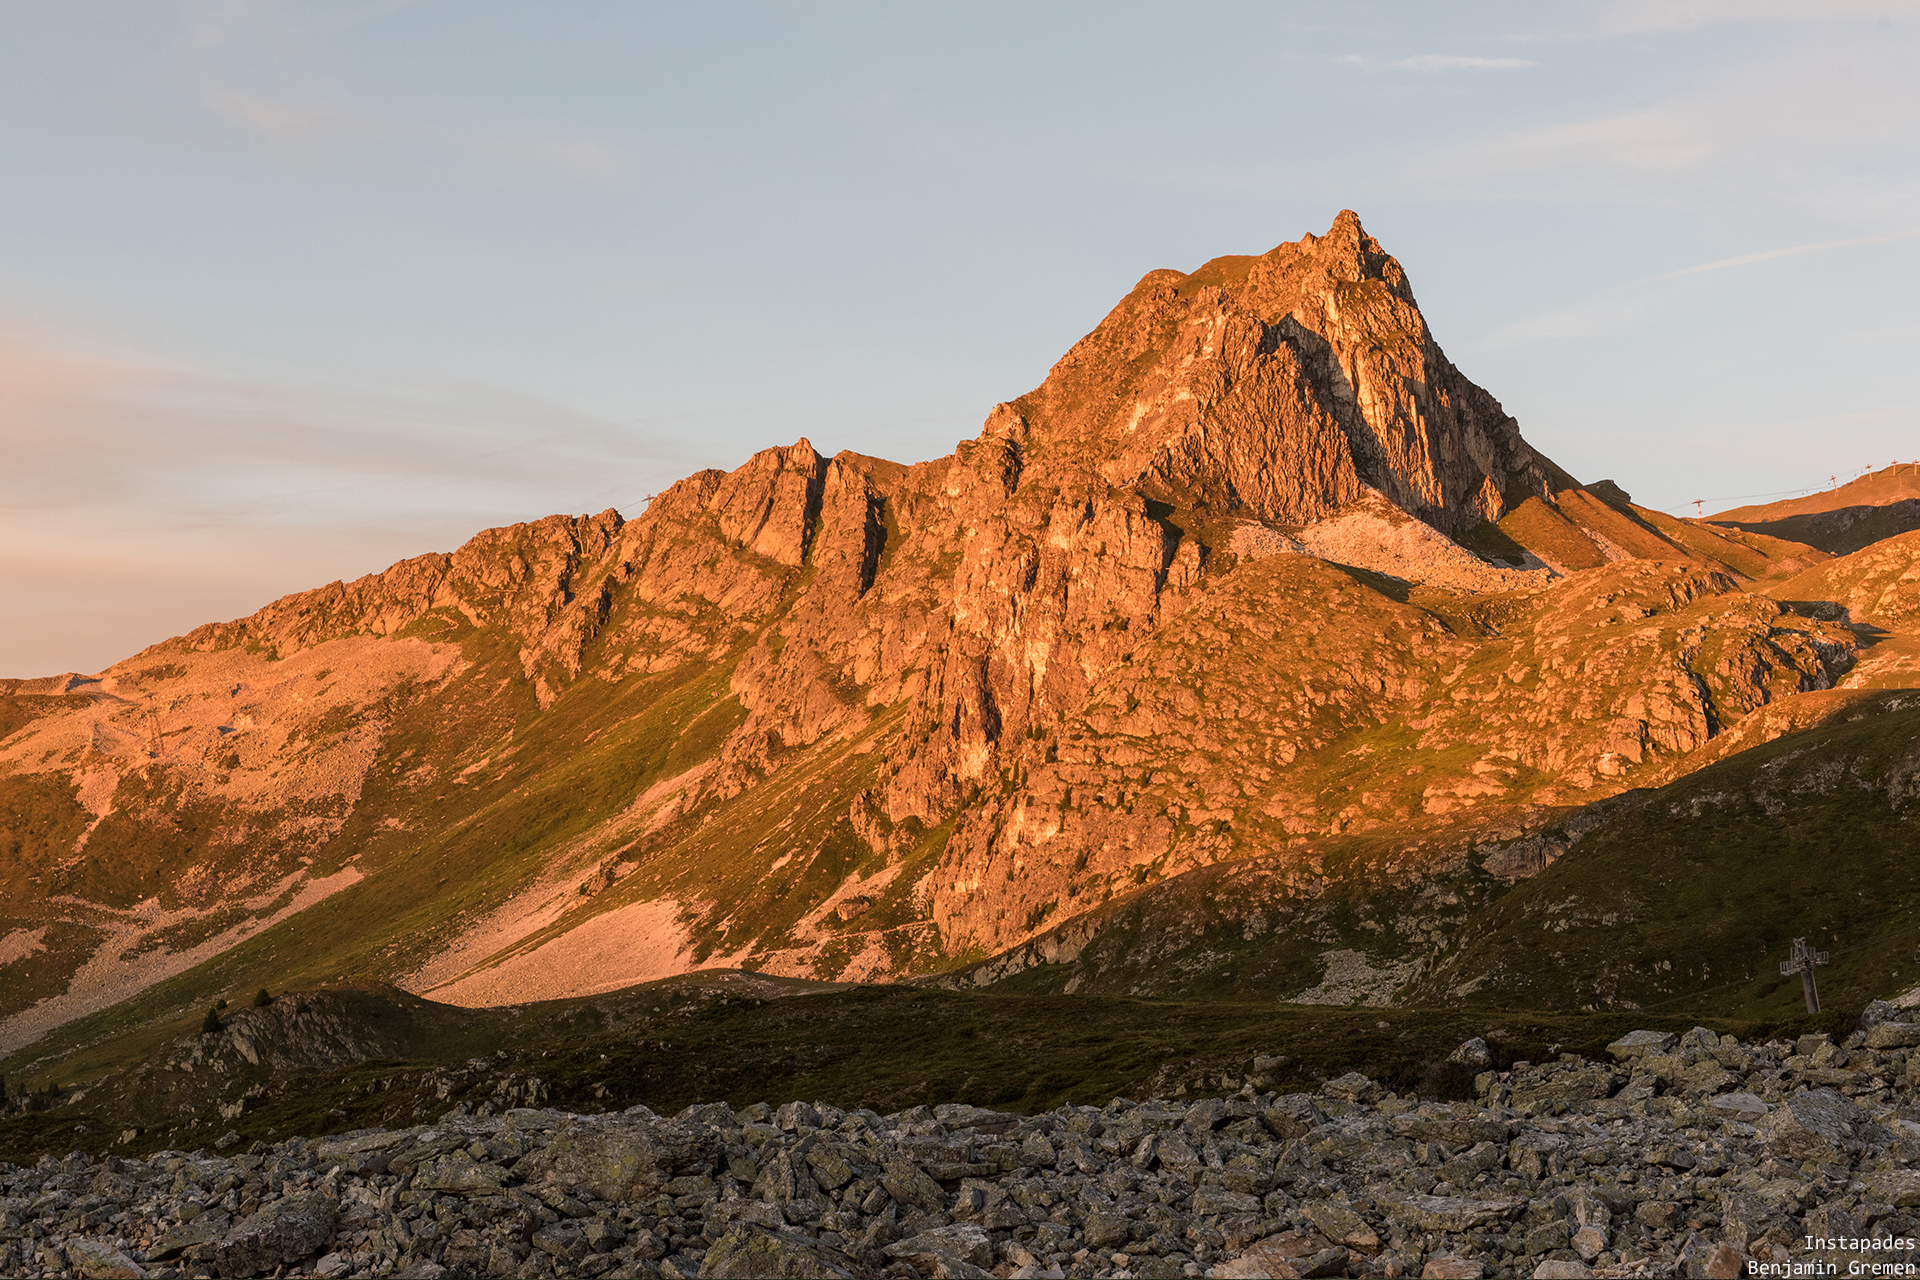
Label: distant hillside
xmin=1710 ymin=463 xmax=1920 ymax=555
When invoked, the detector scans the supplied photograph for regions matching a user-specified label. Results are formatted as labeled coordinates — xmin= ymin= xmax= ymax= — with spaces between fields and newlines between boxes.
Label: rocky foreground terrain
xmin=16 ymin=1007 xmax=1920 ymax=1280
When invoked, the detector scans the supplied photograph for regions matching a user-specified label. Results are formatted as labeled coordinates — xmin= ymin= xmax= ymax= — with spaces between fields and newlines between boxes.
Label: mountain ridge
xmin=3 ymin=213 xmax=1914 ymax=1084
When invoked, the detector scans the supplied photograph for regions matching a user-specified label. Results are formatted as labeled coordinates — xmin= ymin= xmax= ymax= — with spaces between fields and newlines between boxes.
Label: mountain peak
xmin=1005 ymin=212 xmax=1558 ymax=535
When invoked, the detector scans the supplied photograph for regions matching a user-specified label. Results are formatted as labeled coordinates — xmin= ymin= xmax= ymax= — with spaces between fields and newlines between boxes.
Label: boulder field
xmin=14 ymin=1007 xmax=1920 ymax=1278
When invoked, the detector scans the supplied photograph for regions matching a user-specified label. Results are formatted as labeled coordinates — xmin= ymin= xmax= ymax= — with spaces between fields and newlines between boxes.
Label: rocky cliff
xmin=0 ymin=214 xmax=1909 ymax=1071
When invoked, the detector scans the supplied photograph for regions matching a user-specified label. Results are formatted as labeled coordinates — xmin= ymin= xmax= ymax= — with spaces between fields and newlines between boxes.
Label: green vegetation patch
xmin=0 ymin=920 xmax=106 ymax=1021
xmin=1416 ymin=702 xmax=1920 ymax=1020
xmin=0 ymin=772 xmax=91 ymax=904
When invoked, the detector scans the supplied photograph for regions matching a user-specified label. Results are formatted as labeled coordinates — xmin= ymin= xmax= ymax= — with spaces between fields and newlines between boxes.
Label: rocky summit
xmin=17 ymin=1005 xmax=1920 ymax=1280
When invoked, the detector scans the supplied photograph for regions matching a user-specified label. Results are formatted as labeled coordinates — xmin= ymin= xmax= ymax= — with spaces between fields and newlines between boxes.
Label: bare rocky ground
xmin=15 ymin=1005 xmax=1920 ymax=1280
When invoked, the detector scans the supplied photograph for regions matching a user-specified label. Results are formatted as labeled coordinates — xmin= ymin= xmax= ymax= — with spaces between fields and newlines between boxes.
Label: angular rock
xmin=1860 ymin=1170 xmax=1920 ymax=1208
xmin=1606 ymin=1030 xmax=1677 ymax=1061
xmin=1302 ymin=1201 xmax=1379 ymax=1250
xmin=884 ymin=1223 xmax=995 ymax=1269
xmin=1323 ymin=1072 xmax=1381 ymax=1104
xmin=1865 ymin=1022 xmax=1920 ymax=1049
xmin=698 ymin=1224 xmax=856 ymax=1278
xmin=214 ymin=1190 xmax=338 ymax=1275
xmin=1449 ymin=1037 xmax=1493 ymax=1068
xmin=1703 ymin=1091 xmax=1769 ymax=1121
xmin=1084 ymin=1208 xmax=1133 ymax=1248
xmin=805 ymin=1145 xmax=855 ymax=1190
xmin=65 ymin=1240 xmax=147 ymax=1280
xmin=1531 ymin=1263 xmax=1591 ymax=1279
xmin=1193 ymin=1185 xmax=1263 ymax=1217
xmin=151 ymin=1218 xmax=221 ymax=1261
xmin=1391 ymin=1112 xmax=1512 ymax=1148
xmin=532 ymin=1220 xmax=592 ymax=1262
xmin=1381 ymin=1193 xmax=1518 ymax=1232
xmin=1420 ymin=1259 xmax=1485 ymax=1279
xmin=880 ymin=1155 xmax=946 ymax=1213
xmin=1862 ymin=1000 xmax=1900 ymax=1029
xmin=1509 ymin=1062 xmax=1622 ymax=1112
xmin=1682 ymin=1241 xmax=1748 ymax=1278
xmin=1756 ymin=1088 xmax=1861 ymax=1163
xmin=526 ymin=1118 xmax=715 ymax=1201
xmin=416 ymin=1149 xmax=510 ymax=1192
xmin=1293 ymin=1249 xmax=1352 ymax=1279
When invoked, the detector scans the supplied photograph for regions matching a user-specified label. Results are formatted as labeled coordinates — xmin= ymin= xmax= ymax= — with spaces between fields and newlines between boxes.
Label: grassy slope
xmin=1411 ymin=697 xmax=1920 ymax=1019
xmin=949 ymin=833 xmax=1504 ymax=1003
xmin=1710 ymin=466 xmax=1920 ymax=557
xmin=0 ymin=612 xmax=753 ymax=1082
xmin=1716 ymin=465 xmax=1920 ymax=522
xmin=0 ymin=598 xmax=921 ymax=1091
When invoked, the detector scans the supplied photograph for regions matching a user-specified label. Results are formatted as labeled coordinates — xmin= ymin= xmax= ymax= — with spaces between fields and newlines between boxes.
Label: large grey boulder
xmin=880 ymin=1154 xmax=946 ymax=1213
xmin=214 ymin=1190 xmax=337 ymax=1275
xmin=1865 ymin=1022 xmax=1920 ymax=1049
xmin=1756 ymin=1088 xmax=1862 ymax=1163
xmin=522 ymin=1116 xmax=716 ymax=1201
xmin=1449 ymin=1037 xmax=1493 ymax=1068
xmin=1862 ymin=999 xmax=1900 ymax=1029
xmin=64 ymin=1240 xmax=146 ymax=1280
xmin=1606 ymin=1030 xmax=1677 ymax=1061
xmin=885 ymin=1223 xmax=996 ymax=1274
xmin=1704 ymin=1091 xmax=1770 ymax=1122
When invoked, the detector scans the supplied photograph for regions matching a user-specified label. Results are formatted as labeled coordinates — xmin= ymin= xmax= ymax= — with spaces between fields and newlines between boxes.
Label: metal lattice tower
xmin=1780 ymin=937 xmax=1829 ymax=1014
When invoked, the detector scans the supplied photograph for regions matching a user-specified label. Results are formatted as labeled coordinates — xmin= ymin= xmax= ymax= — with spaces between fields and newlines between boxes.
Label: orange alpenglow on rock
xmin=1 ymin=213 xmax=1904 ymax=1049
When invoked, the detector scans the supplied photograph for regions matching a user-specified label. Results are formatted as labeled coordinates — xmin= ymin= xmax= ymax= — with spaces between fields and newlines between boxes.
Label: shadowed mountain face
xmin=1 ymin=214 xmax=1914 ymax=1074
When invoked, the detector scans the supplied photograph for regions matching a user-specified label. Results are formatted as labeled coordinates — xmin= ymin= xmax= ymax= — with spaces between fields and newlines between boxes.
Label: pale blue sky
xmin=3 ymin=1 xmax=1917 ymax=675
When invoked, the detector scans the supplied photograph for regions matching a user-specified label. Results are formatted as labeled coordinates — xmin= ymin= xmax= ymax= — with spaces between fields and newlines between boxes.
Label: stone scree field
xmin=16 ymin=1008 xmax=1920 ymax=1279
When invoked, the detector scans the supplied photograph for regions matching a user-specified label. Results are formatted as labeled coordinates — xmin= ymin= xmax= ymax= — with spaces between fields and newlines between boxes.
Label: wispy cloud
xmin=1657 ymin=228 xmax=1920 ymax=278
xmin=192 ymin=80 xmax=633 ymax=184
xmin=1435 ymin=107 xmax=1712 ymax=181
xmin=1334 ymin=53 xmax=1536 ymax=73
xmin=0 ymin=327 xmax=690 ymax=525
xmin=102 ymin=1 xmax=638 ymax=188
xmin=1466 ymin=292 xmax=1663 ymax=356
xmin=1411 ymin=35 xmax=1920 ymax=225
xmin=0 ymin=324 xmax=694 ymax=674
xmin=1511 ymin=0 xmax=1916 ymax=42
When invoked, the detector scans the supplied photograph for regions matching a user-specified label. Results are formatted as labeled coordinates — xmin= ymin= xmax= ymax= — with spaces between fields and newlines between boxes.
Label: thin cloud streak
xmin=1657 ymin=228 xmax=1920 ymax=279
xmin=193 ymin=78 xmax=634 ymax=185
xmin=0 ymin=346 xmax=687 ymax=527
xmin=1507 ymin=0 xmax=1918 ymax=42
xmin=1333 ymin=53 xmax=1535 ymax=72
xmin=1409 ymin=35 xmax=1920 ymax=226
xmin=1464 ymin=292 xmax=1661 ymax=356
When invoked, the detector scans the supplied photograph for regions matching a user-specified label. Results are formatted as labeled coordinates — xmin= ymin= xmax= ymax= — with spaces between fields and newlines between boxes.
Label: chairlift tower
xmin=1780 ymin=937 xmax=1829 ymax=1015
